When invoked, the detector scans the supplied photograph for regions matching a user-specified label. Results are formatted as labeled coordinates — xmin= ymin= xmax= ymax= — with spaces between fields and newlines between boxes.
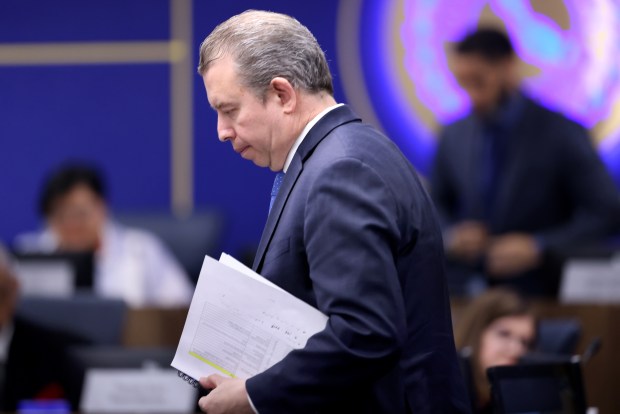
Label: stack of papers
xmin=171 ymin=254 xmax=327 ymax=381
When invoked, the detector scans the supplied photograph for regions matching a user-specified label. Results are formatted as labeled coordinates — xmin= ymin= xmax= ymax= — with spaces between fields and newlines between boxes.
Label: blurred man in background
xmin=431 ymin=28 xmax=620 ymax=297
xmin=15 ymin=163 xmax=193 ymax=307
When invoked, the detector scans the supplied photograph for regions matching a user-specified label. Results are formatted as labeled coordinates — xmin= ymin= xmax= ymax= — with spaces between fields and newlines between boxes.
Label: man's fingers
xmin=198 ymin=395 xmax=209 ymax=412
xmin=200 ymin=374 xmax=227 ymax=389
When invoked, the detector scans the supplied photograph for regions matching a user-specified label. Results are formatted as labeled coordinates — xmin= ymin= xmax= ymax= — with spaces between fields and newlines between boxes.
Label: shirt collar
xmin=282 ymin=103 xmax=344 ymax=173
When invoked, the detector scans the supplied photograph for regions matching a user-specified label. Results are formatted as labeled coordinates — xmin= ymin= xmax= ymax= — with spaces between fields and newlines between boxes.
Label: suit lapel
xmin=252 ymin=156 xmax=303 ymax=271
xmin=252 ymin=105 xmax=361 ymax=272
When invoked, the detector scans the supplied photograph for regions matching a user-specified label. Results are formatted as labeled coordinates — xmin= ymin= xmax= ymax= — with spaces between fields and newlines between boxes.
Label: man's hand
xmin=445 ymin=221 xmax=489 ymax=262
xmin=198 ymin=374 xmax=254 ymax=414
xmin=486 ymin=233 xmax=541 ymax=278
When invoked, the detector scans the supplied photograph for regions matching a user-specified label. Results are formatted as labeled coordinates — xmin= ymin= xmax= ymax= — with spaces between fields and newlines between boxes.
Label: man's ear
xmin=270 ymin=77 xmax=297 ymax=114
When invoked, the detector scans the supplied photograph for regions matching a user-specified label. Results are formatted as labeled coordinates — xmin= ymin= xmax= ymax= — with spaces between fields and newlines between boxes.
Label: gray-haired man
xmin=197 ymin=10 xmax=470 ymax=414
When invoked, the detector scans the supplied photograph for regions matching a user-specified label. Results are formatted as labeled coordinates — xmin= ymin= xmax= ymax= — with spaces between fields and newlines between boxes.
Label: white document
xmin=219 ymin=253 xmax=286 ymax=292
xmin=560 ymin=259 xmax=620 ymax=303
xmin=171 ymin=254 xmax=327 ymax=381
xmin=80 ymin=368 xmax=196 ymax=413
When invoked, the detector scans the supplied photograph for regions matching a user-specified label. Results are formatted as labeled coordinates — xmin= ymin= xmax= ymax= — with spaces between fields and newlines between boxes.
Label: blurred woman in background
xmin=454 ymin=288 xmax=536 ymax=413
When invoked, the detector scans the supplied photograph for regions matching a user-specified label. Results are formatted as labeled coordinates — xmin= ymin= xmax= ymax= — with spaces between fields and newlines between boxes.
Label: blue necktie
xmin=269 ymin=172 xmax=286 ymax=213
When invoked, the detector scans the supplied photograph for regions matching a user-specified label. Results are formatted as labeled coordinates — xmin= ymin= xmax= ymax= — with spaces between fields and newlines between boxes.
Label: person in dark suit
xmin=195 ymin=10 xmax=470 ymax=414
xmin=431 ymin=28 xmax=620 ymax=297
xmin=0 ymin=252 xmax=89 ymax=411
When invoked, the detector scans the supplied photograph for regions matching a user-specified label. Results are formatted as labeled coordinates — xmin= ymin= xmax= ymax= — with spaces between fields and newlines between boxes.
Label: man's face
xmin=452 ymin=54 xmax=512 ymax=116
xmin=202 ymin=56 xmax=292 ymax=171
xmin=48 ymin=184 xmax=106 ymax=251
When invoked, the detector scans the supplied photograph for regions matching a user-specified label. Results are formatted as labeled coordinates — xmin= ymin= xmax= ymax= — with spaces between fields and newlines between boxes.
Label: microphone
xmin=579 ymin=337 xmax=602 ymax=365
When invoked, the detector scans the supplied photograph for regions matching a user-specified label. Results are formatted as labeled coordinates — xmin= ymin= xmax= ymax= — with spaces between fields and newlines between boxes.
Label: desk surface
xmin=122 ymin=303 xmax=620 ymax=414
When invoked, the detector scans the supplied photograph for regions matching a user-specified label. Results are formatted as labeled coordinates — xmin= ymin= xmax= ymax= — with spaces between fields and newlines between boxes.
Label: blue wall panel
xmin=0 ymin=0 xmax=174 ymax=245
xmin=2 ymin=0 xmax=616 ymax=256
xmin=0 ymin=0 xmax=169 ymax=42
xmin=0 ymin=0 xmax=345 ymax=257
xmin=0 ymin=64 xmax=171 ymax=242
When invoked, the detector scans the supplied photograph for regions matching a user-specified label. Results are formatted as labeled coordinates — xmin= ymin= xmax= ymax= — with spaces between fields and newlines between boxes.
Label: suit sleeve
xmin=537 ymin=123 xmax=620 ymax=249
xmin=245 ymin=157 xmax=408 ymax=413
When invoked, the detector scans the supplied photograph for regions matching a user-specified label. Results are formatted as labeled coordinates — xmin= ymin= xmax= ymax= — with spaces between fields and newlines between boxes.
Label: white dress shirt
xmin=95 ymin=221 xmax=193 ymax=307
xmin=282 ymin=103 xmax=344 ymax=173
xmin=14 ymin=221 xmax=193 ymax=308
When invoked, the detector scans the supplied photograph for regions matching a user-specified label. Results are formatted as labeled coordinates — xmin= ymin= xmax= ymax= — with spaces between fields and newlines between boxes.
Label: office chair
xmin=115 ymin=210 xmax=224 ymax=281
xmin=536 ymin=318 xmax=581 ymax=355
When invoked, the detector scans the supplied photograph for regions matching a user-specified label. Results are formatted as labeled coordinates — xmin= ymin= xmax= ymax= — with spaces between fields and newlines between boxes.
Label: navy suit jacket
xmin=245 ymin=106 xmax=470 ymax=413
xmin=431 ymin=94 xmax=620 ymax=295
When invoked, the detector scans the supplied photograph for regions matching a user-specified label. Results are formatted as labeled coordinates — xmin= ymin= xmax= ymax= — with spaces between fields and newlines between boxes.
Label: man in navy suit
xmin=431 ymin=28 xmax=620 ymax=297
xmin=196 ymin=10 xmax=470 ymax=414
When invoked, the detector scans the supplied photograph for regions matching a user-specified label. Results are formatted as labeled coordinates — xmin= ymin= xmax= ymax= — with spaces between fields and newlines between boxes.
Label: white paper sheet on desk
xmin=171 ymin=254 xmax=327 ymax=381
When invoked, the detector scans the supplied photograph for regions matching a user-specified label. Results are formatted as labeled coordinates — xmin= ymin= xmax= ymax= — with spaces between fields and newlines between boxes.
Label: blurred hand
xmin=446 ymin=221 xmax=489 ymax=262
xmin=486 ymin=233 xmax=541 ymax=278
xmin=198 ymin=374 xmax=253 ymax=414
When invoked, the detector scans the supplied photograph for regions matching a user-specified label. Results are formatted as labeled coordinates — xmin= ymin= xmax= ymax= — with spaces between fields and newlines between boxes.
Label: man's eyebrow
xmin=212 ymin=101 xmax=234 ymax=110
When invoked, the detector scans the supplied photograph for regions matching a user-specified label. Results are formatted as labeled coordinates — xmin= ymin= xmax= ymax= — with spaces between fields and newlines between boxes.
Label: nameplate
xmin=80 ymin=368 xmax=197 ymax=413
xmin=560 ymin=259 xmax=620 ymax=303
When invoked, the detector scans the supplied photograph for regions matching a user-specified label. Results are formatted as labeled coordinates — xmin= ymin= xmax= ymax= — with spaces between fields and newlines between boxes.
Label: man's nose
xmin=217 ymin=117 xmax=234 ymax=142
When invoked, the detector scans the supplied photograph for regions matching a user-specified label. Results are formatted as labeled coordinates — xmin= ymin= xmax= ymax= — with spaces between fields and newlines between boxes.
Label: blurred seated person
xmin=15 ymin=163 xmax=193 ymax=307
xmin=454 ymin=288 xmax=536 ymax=413
xmin=0 ymin=246 xmax=88 ymax=411
xmin=431 ymin=28 xmax=620 ymax=297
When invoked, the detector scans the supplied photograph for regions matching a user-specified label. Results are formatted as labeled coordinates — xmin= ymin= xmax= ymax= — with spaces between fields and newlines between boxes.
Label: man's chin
xmin=251 ymin=159 xmax=269 ymax=168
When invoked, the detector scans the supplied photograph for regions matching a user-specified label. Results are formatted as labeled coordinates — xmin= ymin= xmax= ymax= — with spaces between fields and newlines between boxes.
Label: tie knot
xmin=271 ymin=172 xmax=286 ymax=197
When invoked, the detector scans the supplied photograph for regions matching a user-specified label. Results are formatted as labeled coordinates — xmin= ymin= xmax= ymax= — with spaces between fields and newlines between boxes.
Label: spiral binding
xmin=177 ymin=370 xmax=200 ymax=388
